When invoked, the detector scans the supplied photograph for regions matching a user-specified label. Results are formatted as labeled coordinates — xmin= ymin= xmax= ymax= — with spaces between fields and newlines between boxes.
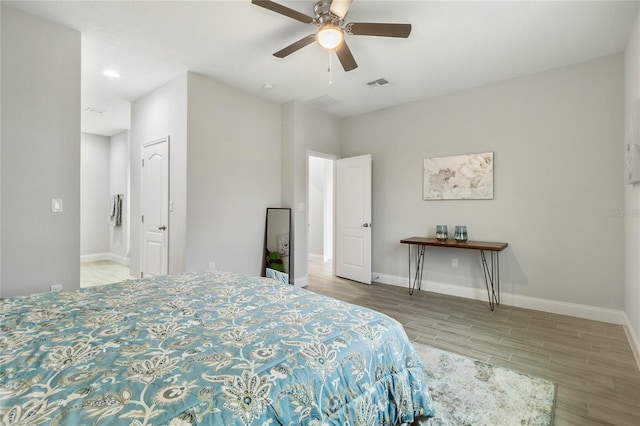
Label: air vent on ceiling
xmin=366 ymin=78 xmax=391 ymax=88
xmin=307 ymin=95 xmax=340 ymax=108
xmin=85 ymin=107 xmax=106 ymax=114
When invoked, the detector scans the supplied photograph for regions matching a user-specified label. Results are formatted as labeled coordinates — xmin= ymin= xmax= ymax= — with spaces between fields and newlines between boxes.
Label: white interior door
xmin=336 ymin=154 xmax=372 ymax=284
xmin=141 ymin=137 xmax=169 ymax=277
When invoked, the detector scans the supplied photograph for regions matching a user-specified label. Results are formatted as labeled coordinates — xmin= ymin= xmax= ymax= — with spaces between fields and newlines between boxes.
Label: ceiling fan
xmin=251 ymin=0 xmax=411 ymax=72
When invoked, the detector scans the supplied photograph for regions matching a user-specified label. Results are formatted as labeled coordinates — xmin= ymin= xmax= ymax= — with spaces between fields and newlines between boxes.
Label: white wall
xmin=308 ymin=156 xmax=325 ymax=257
xmin=1 ymin=5 xmax=80 ymax=297
xmin=80 ymin=131 xmax=129 ymax=263
xmin=323 ymin=159 xmax=334 ymax=262
xmin=624 ymin=9 xmax=640 ymax=355
xmin=185 ymin=72 xmax=281 ymax=275
xmin=343 ymin=55 xmax=624 ymax=312
xmin=130 ymin=74 xmax=188 ymax=278
xmin=109 ymin=130 xmax=129 ymax=261
xmin=308 ymin=155 xmax=334 ymax=261
xmin=282 ymin=101 xmax=342 ymax=286
xmin=80 ymin=133 xmax=110 ymax=256
xmin=1 ymin=4 xmax=3 ymax=295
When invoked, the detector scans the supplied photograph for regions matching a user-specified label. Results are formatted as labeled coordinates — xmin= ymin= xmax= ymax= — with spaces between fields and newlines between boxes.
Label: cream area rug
xmin=413 ymin=342 xmax=556 ymax=426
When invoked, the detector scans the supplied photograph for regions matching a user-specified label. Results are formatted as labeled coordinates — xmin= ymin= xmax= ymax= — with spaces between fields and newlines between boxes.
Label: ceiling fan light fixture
xmin=317 ymin=24 xmax=343 ymax=49
xmin=253 ymin=0 xmax=412 ymax=72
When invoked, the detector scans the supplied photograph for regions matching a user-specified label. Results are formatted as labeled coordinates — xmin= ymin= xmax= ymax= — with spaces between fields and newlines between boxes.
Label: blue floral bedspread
xmin=0 ymin=271 xmax=435 ymax=425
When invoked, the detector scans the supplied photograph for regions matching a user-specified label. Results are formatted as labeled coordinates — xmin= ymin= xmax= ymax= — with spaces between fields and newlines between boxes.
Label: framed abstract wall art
xmin=423 ymin=152 xmax=494 ymax=200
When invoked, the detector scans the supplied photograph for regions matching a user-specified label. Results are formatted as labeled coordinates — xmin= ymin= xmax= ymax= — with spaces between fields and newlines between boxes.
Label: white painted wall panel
xmin=624 ymin=9 xmax=640 ymax=350
xmin=343 ymin=55 xmax=624 ymax=310
xmin=1 ymin=5 xmax=80 ymax=297
xmin=80 ymin=133 xmax=110 ymax=256
xmin=109 ymin=130 xmax=129 ymax=260
xmin=185 ymin=72 xmax=281 ymax=276
xmin=130 ymin=74 xmax=187 ymax=278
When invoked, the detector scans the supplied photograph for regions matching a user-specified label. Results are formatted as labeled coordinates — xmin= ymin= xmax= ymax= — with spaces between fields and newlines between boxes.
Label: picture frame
xmin=423 ymin=152 xmax=494 ymax=200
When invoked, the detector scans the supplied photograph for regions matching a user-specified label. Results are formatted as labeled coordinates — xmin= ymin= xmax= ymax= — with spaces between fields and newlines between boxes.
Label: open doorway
xmin=80 ymin=130 xmax=133 ymax=287
xmin=308 ymin=153 xmax=335 ymax=279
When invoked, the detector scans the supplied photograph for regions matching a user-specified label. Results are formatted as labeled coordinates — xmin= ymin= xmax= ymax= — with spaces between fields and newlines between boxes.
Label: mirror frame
xmin=263 ymin=207 xmax=292 ymax=284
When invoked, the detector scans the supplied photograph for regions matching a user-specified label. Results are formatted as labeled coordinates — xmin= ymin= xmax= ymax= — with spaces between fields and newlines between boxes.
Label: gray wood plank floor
xmin=306 ymin=262 xmax=640 ymax=426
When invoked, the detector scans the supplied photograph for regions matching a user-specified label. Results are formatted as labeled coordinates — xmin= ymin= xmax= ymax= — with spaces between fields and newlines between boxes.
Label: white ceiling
xmin=7 ymin=0 xmax=640 ymax=136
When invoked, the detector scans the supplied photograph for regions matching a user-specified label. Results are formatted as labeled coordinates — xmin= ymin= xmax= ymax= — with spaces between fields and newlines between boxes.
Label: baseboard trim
xmin=308 ymin=254 xmax=324 ymax=262
xmin=374 ymin=272 xmax=627 ymax=325
xmin=293 ymin=275 xmax=309 ymax=288
xmin=81 ymin=253 xmax=129 ymax=266
xmin=623 ymin=314 xmax=640 ymax=371
xmin=108 ymin=253 xmax=130 ymax=266
xmin=80 ymin=253 xmax=110 ymax=263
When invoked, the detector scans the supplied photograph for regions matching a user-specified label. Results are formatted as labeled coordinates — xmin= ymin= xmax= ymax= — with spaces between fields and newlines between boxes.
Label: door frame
xmin=306 ymin=150 xmax=339 ymax=277
xmin=140 ymin=136 xmax=170 ymax=278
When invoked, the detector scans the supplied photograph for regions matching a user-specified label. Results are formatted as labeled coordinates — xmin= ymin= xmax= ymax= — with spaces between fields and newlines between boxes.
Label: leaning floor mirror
xmin=263 ymin=208 xmax=291 ymax=284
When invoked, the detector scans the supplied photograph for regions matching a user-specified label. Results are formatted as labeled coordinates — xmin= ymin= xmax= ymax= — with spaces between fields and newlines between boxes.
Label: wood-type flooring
xmin=307 ymin=261 xmax=640 ymax=426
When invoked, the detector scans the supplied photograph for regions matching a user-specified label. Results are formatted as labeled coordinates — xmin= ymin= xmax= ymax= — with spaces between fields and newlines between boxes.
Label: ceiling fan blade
xmin=251 ymin=0 xmax=314 ymax=24
xmin=335 ymin=40 xmax=358 ymax=72
xmin=346 ymin=22 xmax=412 ymax=38
xmin=273 ymin=34 xmax=317 ymax=58
xmin=330 ymin=0 xmax=353 ymax=19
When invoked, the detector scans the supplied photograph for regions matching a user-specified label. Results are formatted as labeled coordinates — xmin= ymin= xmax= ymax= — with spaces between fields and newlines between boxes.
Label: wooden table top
xmin=400 ymin=237 xmax=508 ymax=251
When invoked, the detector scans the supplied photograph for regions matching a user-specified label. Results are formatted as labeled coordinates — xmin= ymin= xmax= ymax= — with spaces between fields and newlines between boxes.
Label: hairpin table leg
xmin=480 ymin=250 xmax=500 ymax=310
xmin=409 ymin=245 xmax=426 ymax=295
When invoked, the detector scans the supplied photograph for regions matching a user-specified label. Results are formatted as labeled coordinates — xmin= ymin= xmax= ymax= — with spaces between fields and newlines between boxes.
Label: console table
xmin=400 ymin=237 xmax=508 ymax=310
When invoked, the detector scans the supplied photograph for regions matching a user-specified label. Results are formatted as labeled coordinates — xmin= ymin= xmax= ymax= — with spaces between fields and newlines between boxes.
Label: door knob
xmin=363 ymin=223 xmax=371 ymax=228
xmin=158 ymin=225 xmax=167 ymax=230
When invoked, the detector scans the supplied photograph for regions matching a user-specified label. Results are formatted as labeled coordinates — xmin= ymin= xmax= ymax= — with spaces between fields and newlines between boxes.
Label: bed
xmin=0 ymin=271 xmax=435 ymax=425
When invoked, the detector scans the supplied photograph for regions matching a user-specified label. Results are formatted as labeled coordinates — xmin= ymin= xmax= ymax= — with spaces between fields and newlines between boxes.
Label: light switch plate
xmin=51 ymin=198 xmax=63 ymax=212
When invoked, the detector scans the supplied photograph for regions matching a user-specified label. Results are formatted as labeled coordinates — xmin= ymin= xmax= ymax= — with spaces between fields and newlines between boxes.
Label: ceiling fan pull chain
xmin=328 ymin=50 xmax=333 ymax=85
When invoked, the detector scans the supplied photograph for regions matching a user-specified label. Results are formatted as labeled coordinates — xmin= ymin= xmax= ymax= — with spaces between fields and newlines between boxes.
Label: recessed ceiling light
xmin=103 ymin=69 xmax=120 ymax=78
